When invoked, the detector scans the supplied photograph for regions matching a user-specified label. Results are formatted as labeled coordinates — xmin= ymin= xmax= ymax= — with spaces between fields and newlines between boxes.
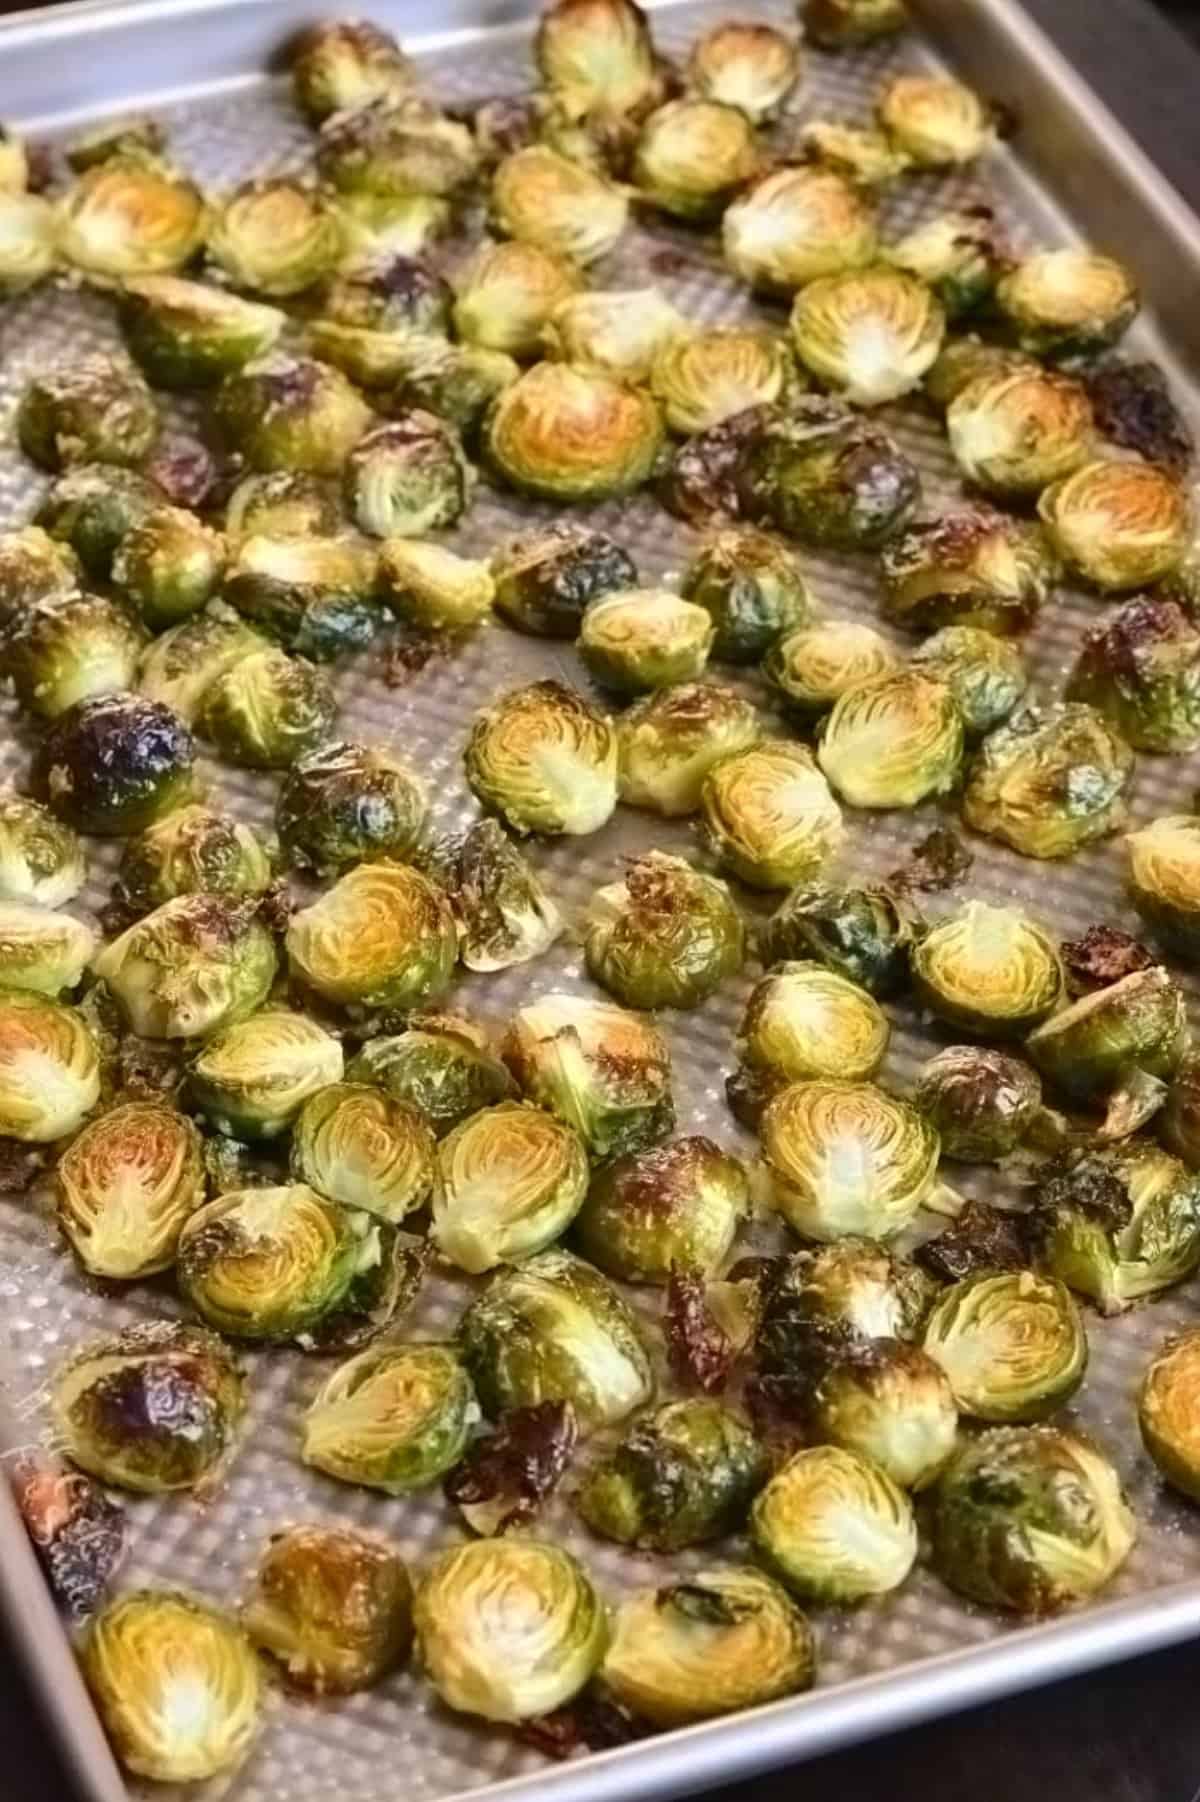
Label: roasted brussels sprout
xmin=574 ymin=1135 xmax=748 ymax=1284
xmin=578 ymin=1397 xmax=764 ymax=1549
xmin=243 ymin=1523 xmax=412 ymax=1695
xmin=1159 ymin=1055 xmax=1200 ymax=1169
xmin=11 ymin=1452 xmax=126 ymax=1624
xmin=759 ymin=879 xmax=919 ymax=996
xmin=911 ymin=901 xmax=1063 ymax=1039
xmin=618 ymin=680 xmax=760 ymax=817
xmin=491 ymin=523 xmax=637 ymax=639
xmin=701 ymin=740 xmax=844 ymax=891
xmin=729 ymin=964 xmax=887 ymax=1126
xmin=465 ymin=679 xmax=617 ymax=837
xmin=302 ymin=1342 xmax=478 ymax=1492
xmin=543 ymin=286 xmax=686 ymax=384
xmin=329 ymin=190 xmax=451 ymax=263
xmin=817 ymin=669 xmax=963 ymax=809
xmin=56 ymin=156 xmax=207 ymax=279
xmin=762 ymin=1079 xmax=945 ymax=1242
xmin=224 ymin=534 xmax=381 ymax=660
xmin=915 ymin=1046 xmax=1044 ymax=1163
xmin=0 ymin=796 xmax=85 ymax=908
xmin=658 ymin=402 xmax=772 ymax=526
xmin=34 ymin=692 xmax=195 ymax=836
xmin=688 ymin=20 xmax=799 ymax=122
xmin=415 ymin=1537 xmax=605 ymax=1724
xmin=33 ymin=476 xmax=159 ymax=596
xmin=922 ymin=1270 xmax=1086 ymax=1421
xmin=95 ymin=892 xmax=276 ymax=1041
xmin=187 ymin=1008 xmax=343 ymax=1141
xmin=1039 ymin=458 xmax=1191 ymax=593
xmin=931 ymin=1425 xmax=1135 ymax=1613
xmin=651 ymin=329 xmax=797 ymax=438
xmin=344 ymin=414 xmax=474 ymax=540
xmin=1139 ymin=1329 xmax=1200 ymax=1501
xmin=432 ymin=1100 xmax=588 ymax=1274
xmin=751 ymin=1443 xmax=916 ymax=1601
xmin=680 ymin=525 xmax=813 ymax=665
xmin=0 ymin=528 xmax=83 ymax=633
xmin=291 ymin=19 xmax=416 ymax=122
xmin=961 ymin=701 xmax=1134 ymax=859
xmin=1128 ymin=814 xmax=1200 ymax=958
xmin=291 ymin=1080 xmax=436 ymax=1225
xmin=738 ymin=396 xmax=920 ymax=549
xmin=287 ymin=860 xmax=456 ymax=1013
xmin=225 ymin=471 xmax=344 ymax=543
xmin=423 ymin=819 xmax=563 ymax=974
xmin=18 ymin=354 xmax=159 ymax=475
xmin=1032 ymin=1141 xmax=1200 ymax=1313
xmin=316 ymin=96 xmax=478 ymax=200
xmin=112 ymin=805 xmax=272 ymax=919
xmin=65 ymin=114 xmax=164 ymax=170
xmin=109 ymin=506 xmax=225 ymax=631
xmin=535 ymin=0 xmax=661 ymax=118
xmin=485 ymin=362 xmax=663 ymax=502
xmin=453 ymin=239 xmax=580 ymax=361
xmin=1026 ymin=965 xmax=1189 ymax=1137
xmin=765 ymin=619 xmax=897 ymax=719
xmin=276 ymin=740 xmax=426 ymax=875
xmin=0 ymin=190 xmax=56 ymax=295
xmin=808 ymin=1338 xmax=958 ymax=1491
xmin=803 ymin=0 xmax=907 ymax=48
xmin=885 ymin=206 xmax=1007 ymax=320
xmin=760 ymin=1237 xmax=936 ymax=1347
xmin=790 ymin=265 xmax=944 ymax=408
xmin=0 ymin=990 xmax=99 ymax=1141
xmin=923 ymin=334 xmax=1036 ymax=411
xmin=214 ymin=352 xmax=373 ymax=476
xmin=877 ymin=73 xmax=999 ymax=168
xmin=0 ymin=901 xmax=95 ymax=997
xmin=995 ymin=249 xmax=1139 ymax=360
xmin=492 ymin=146 xmax=628 ymax=265
xmin=117 ymin=275 xmax=285 ymax=389
xmin=502 ymin=993 xmax=672 ymax=1161
xmin=584 ymin=851 xmax=743 ymax=1011
xmin=880 ymin=509 xmax=1055 ymax=639
xmin=579 ymin=588 xmax=714 ymax=694
xmin=342 ymin=332 xmax=516 ymax=431
xmin=56 ymin=1099 xmax=203 ymax=1279
xmin=81 ymin=1589 xmax=261 ymax=1783
xmin=458 ymin=1247 xmax=653 ymax=1427
xmin=633 ymin=98 xmax=758 ymax=221
xmin=199 ymin=647 xmax=337 ymax=771
xmin=722 ymin=165 xmax=876 ymax=296
xmin=319 ymin=251 xmax=452 ymax=337
xmin=5 ymin=592 xmax=146 ymax=722
xmin=137 ymin=604 xmax=267 ymax=723
xmin=347 ymin=1014 xmax=515 ymax=1137
xmin=1068 ymin=597 xmax=1200 ymax=753
xmin=947 ymin=366 xmax=1094 ymax=502
xmin=52 ymin=1319 xmax=245 ymax=1492
xmin=799 ymin=119 xmax=911 ymax=189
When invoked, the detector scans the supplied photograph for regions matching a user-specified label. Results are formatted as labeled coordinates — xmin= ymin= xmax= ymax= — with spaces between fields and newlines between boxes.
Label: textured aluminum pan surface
xmin=2 ymin=3 xmax=1200 ymax=1801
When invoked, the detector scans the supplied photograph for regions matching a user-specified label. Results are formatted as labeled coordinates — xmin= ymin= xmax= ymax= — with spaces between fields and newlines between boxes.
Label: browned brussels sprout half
xmin=291 ymin=19 xmax=417 ymax=123
xmin=680 ymin=525 xmax=814 ymax=664
xmin=18 ymin=354 xmax=159 ymax=473
xmin=577 ymin=1397 xmax=765 ymax=1549
xmin=5 ymin=592 xmax=147 ymax=722
xmin=113 ymin=804 xmax=273 ymax=917
xmin=879 ymin=508 xmax=1056 ymax=637
xmin=243 ymin=1524 xmax=412 ymax=1696
xmin=803 ymin=0 xmax=907 ymax=50
xmin=738 ymin=396 xmax=920 ymax=549
xmin=759 ymin=880 xmax=921 ymax=997
xmin=317 ymin=98 xmax=478 ymax=202
xmin=1026 ymin=965 xmax=1189 ymax=1137
xmin=1032 ymin=1141 xmax=1200 ymax=1315
xmin=995 ymin=249 xmax=1138 ymax=360
xmin=1040 ymin=458 xmax=1192 ymax=594
xmin=36 ymin=467 xmax=165 ymax=581
xmin=422 ymin=819 xmax=562 ymax=974
xmin=276 ymin=740 xmax=427 ymax=875
xmin=34 ymin=693 xmax=196 ymax=835
xmin=1067 ymin=597 xmax=1200 ymax=753
xmin=10 ymin=1453 xmax=126 ymax=1623
xmin=658 ymin=403 xmax=774 ymax=527
xmin=790 ymin=266 xmax=945 ymax=406
xmin=224 ymin=534 xmax=382 ymax=661
xmin=345 ymin=414 xmax=475 ymax=539
xmin=617 ymin=680 xmax=761 ymax=818
xmin=502 ymin=992 xmax=674 ymax=1161
xmin=575 ymin=1136 xmax=748 ymax=1284
xmin=225 ymin=471 xmax=344 ymax=543
xmin=1139 ymin=1329 xmax=1200 ymax=1502
xmin=912 ymin=628 xmax=1027 ymax=741
xmin=200 ymin=648 xmax=337 ymax=770
xmin=465 ymin=680 xmax=617 ymax=838
xmin=57 ymin=156 xmax=208 ymax=281
xmin=286 ymin=861 xmax=457 ymax=1013
xmin=1084 ymin=360 xmax=1194 ymax=477
xmin=117 ymin=276 xmax=285 ymax=389
xmin=491 ymin=524 xmax=638 ymax=638
xmin=885 ymin=207 xmax=1008 ymax=320
xmin=347 ymin=1014 xmax=515 ymax=1137
xmin=111 ymin=506 xmax=226 ymax=631
xmin=213 ymin=352 xmax=373 ymax=476
xmin=94 ymin=895 xmax=277 ymax=1040
xmin=584 ymin=851 xmax=743 ymax=1010
xmin=485 ymin=363 xmax=663 ymax=504
xmin=765 ymin=620 xmax=898 ymax=721
xmin=915 ymin=1046 xmax=1044 ymax=1163
xmin=962 ymin=702 xmax=1134 ymax=860
xmin=723 ymin=168 xmax=876 ymax=295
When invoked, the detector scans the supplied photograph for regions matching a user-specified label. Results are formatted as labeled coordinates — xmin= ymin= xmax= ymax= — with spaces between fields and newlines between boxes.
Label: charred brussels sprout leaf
xmin=345 ymin=414 xmax=475 ymax=539
xmin=291 ymin=1080 xmax=436 ymax=1224
xmin=912 ymin=901 xmax=1063 ymax=1038
xmin=1062 ymin=923 xmax=1156 ymax=996
xmin=618 ymin=680 xmax=761 ymax=818
xmin=911 ymin=627 xmax=1028 ymax=740
xmin=0 ymin=191 xmax=56 ymax=295
xmin=916 ymin=1198 xmax=1031 ymax=1283
xmin=995 ymin=249 xmax=1139 ymax=360
xmin=276 ymin=739 xmax=426 ymax=875
xmin=723 ymin=166 xmax=877 ymax=296
xmin=1068 ymin=598 xmax=1200 ymax=752
xmin=118 ymin=275 xmax=285 ymax=388
xmin=651 ymin=328 xmax=797 ymax=437
xmin=702 ymin=740 xmax=844 ymax=891
xmin=1139 ymin=1329 xmax=1200 ymax=1501
xmin=817 ymin=669 xmax=963 ymax=809
xmin=56 ymin=157 xmax=207 ymax=279
xmin=465 ymin=679 xmax=617 ymax=837
xmin=879 ymin=508 xmax=1056 ymax=637
xmin=11 ymin=1454 xmax=126 ymax=1622
xmin=502 ymin=992 xmax=673 ymax=1161
xmin=738 ymin=395 xmax=920 ymax=548
xmin=423 ymin=819 xmax=562 ymax=973
xmin=1040 ymin=459 xmax=1191 ymax=593
xmin=574 ymin=1135 xmax=748 ymax=1284
xmin=947 ymin=366 xmax=1093 ymax=501
xmin=0 ymin=795 xmax=85 ymax=908
xmin=34 ymin=693 xmax=195 ymax=836
xmin=18 ymin=354 xmax=159 ymax=474
xmin=790 ymin=265 xmax=944 ymax=407
xmin=56 ymin=1100 xmax=204 ymax=1279
xmin=0 ymin=901 xmax=94 ymax=996
xmin=579 ymin=588 xmax=714 ymax=694
xmin=578 ymin=1398 xmax=765 ymax=1549
xmin=757 ymin=1238 xmax=937 ymax=1348
xmin=291 ymin=19 xmax=416 ymax=123
xmin=224 ymin=534 xmax=381 ymax=660
xmin=584 ymin=851 xmax=743 ymax=1011
xmin=1128 ymin=814 xmax=1200 ymax=958
xmin=243 ymin=1524 xmax=413 ymax=1695
xmin=1031 ymin=1141 xmax=1200 ymax=1314
xmin=110 ymin=506 xmax=225 ymax=630
xmin=803 ymin=0 xmax=907 ymax=49
xmin=765 ymin=619 xmax=897 ymax=720
xmin=0 ymin=991 xmax=99 ymax=1141
xmin=1084 ymin=359 xmax=1194 ymax=477
xmin=5 ymin=592 xmax=147 ymax=722
xmin=659 ymin=403 xmax=774 ymax=527
xmin=877 ymin=73 xmax=1000 ymax=167
xmin=492 ymin=145 xmax=628 ymax=265
xmin=113 ymin=805 xmax=272 ymax=917
xmin=492 ymin=523 xmax=638 ymax=638
xmin=759 ymin=879 xmax=919 ymax=996
xmin=454 ymin=240 xmax=581 ymax=360
xmin=729 ymin=964 xmax=888 ymax=1125
xmin=762 ymin=1079 xmax=945 ymax=1242
xmin=752 ymin=1443 xmax=917 ymax=1601
xmin=809 ymin=1338 xmax=958 ymax=1490
xmin=485 ymin=363 xmax=663 ymax=503
xmin=915 ymin=1046 xmax=1044 ymax=1163
xmin=432 ymin=1099 xmax=588 ymax=1273
xmin=962 ymin=701 xmax=1134 ymax=860
xmin=94 ymin=895 xmax=277 ymax=1040
xmin=1026 ymin=965 xmax=1189 ymax=1137
xmin=544 ymin=286 xmax=687 ymax=383
xmin=922 ymin=1271 xmax=1087 ymax=1420
xmin=201 ymin=647 xmax=337 ymax=770
xmin=445 ymin=1400 xmax=578 ymax=1537
xmin=287 ymin=860 xmax=456 ymax=1013
xmin=680 ymin=525 xmax=813 ymax=665
xmin=347 ymin=1014 xmax=515 ymax=1136
xmin=214 ymin=352 xmax=373 ymax=476
xmin=137 ymin=604 xmax=268 ymax=724
xmin=187 ymin=1008 xmax=343 ymax=1140
xmin=633 ymin=98 xmax=759 ymax=222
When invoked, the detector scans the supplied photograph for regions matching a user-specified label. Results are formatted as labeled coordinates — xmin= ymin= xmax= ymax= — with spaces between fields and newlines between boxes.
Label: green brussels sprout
xmin=242 ymin=1523 xmax=413 ymax=1695
xmin=432 ymin=1099 xmax=588 ymax=1273
xmin=491 ymin=145 xmax=628 ymax=266
xmin=376 ymin=337 xmax=519 ymax=438
xmin=765 ymin=619 xmax=898 ymax=719
xmin=378 ymin=540 xmax=495 ymax=634
xmin=81 ymin=1589 xmax=262 ymax=1783
xmin=535 ymin=0 xmax=661 ymax=117
xmin=18 ymin=353 xmax=159 ymax=474
xmin=35 ymin=470 xmax=164 ymax=590
xmin=317 ymin=97 xmax=478 ymax=200
xmin=0 ymin=527 xmax=84 ymax=632
xmin=34 ymin=692 xmax=196 ymax=835
xmin=808 ymin=1338 xmax=958 ymax=1490
xmin=1032 ymin=1140 xmax=1200 ymax=1314
xmin=415 ymin=1536 xmax=605 ymax=1724
xmin=633 ymin=98 xmax=759 ymax=221
xmin=931 ymin=1425 xmax=1135 ymax=1613
xmin=1138 ymin=1329 xmax=1200 ymax=1501
xmin=319 ymin=251 xmax=452 ymax=336
xmin=688 ymin=20 xmax=800 ymax=122
xmin=915 ymin=1046 xmax=1044 ymax=1163
xmin=911 ymin=901 xmax=1064 ymax=1038
xmin=225 ymin=471 xmax=343 ymax=544
xmin=485 ymin=362 xmax=663 ymax=503
xmin=137 ymin=603 xmax=267 ymax=723
xmin=224 ymin=534 xmax=382 ymax=660
xmin=0 ymin=901 xmax=95 ymax=996
xmin=4 ymin=592 xmax=146 ymax=722
xmin=922 ymin=1271 xmax=1086 ymax=1421
xmin=1159 ymin=1054 xmax=1200 ymax=1169
xmin=502 ymin=992 xmax=673 ymax=1161
xmin=188 ymin=1008 xmax=343 ymax=1140
xmin=466 ymin=679 xmax=617 ymax=837
xmin=751 ymin=1443 xmax=917 ymax=1601
xmin=584 ymin=850 xmax=743 ymax=1011
xmin=56 ymin=1099 xmax=204 ymax=1278
xmin=1039 ymin=459 xmax=1191 ymax=593
xmin=56 ymin=156 xmax=207 ymax=279
xmin=1027 ymin=965 xmax=1189 ymax=1138
xmin=347 ymin=1014 xmax=515 ymax=1136
xmin=817 ymin=669 xmax=963 ymax=809
xmin=329 ymin=190 xmax=451 ymax=264
xmin=701 ymin=740 xmax=844 ymax=890
xmin=994 ymin=249 xmax=1138 ymax=360
xmin=117 ymin=275 xmax=285 ymax=388
xmin=344 ymin=414 xmax=474 ymax=540
xmin=729 ymin=964 xmax=888 ymax=1126
xmin=799 ymin=119 xmax=912 ymax=189
xmin=911 ymin=629 xmax=1027 ymax=743
xmin=618 ymin=680 xmax=761 ymax=817
xmin=452 ymin=239 xmax=581 ymax=361
xmin=574 ymin=1135 xmax=749 ymax=1283
xmin=1128 ymin=814 xmax=1200 ymax=957
xmin=275 ymin=739 xmax=426 ymax=875
xmin=287 ymin=860 xmax=456 ymax=1012
xmin=0 ymin=190 xmax=56 ymax=295
xmin=877 ymin=73 xmax=999 ymax=168
xmin=579 ymin=1397 xmax=765 ymax=1550
xmin=301 ymin=1339 xmax=476 ymax=1496
xmin=680 ymin=524 xmax=814 ymax=665
xmin=884 ymin=206 xmax=1007 ymax=319
xmin=65 ymin=114 xmax=165 ymax=172
xmin=790 ymin=265 xmax=945 ymax=407
xmin=543 ymin=287 xmax=686 ymax=386
xmin=95 ymin=893 xmax=276 ymax=1041
xmin=52 ymin=1319 xmax=245 ymax=1492
xmin=213 ymin=352 xmax=373 ymax=476
xmin=492 ymin=523 xmax=637 ymax=638
xmin=923 ymin=333 xmax=1037 ymax=411
xmin=109 ymin=506 xmax=225 ymax=631
xmin=803 ymin=0 xmax=907 ymax=49
xmin=962 ymin=701 xmax=1134 ymax=859
xmin=722 ymin=166 xmax=877 ymax=296
xmin=113 ymin=804 xmax=273 ymax=917
xmin=651 ymin=329 xmax=798 ymax=438
xmin=1070 ymin=599 xmax=1200 ymax=754
xmin=291 ymin=1080 xmax=436 ymax=1224
xmin=759 ymin=879 xmax=920 ymax=997
xmin=738 ymin=396 xmax=920 ymax=549
xmin=0 ymin=795 xmax=85 ymax=908
xmin=946 ymin=367 xmax=1093 ymax=501
xmin=879 ymin=508 xmax=1057 ymax=637
xmin=459 ymin=1247 xmax=654 ymax=1427
xmin=762 ymin=1079 xmax=945 ymax=1242
xmin=423 ymin=820 xmax=562 ymax=974
xmin=291 ymin=19 xmax=416 ymax=123
xmin=200 ymin=647 xmax=337 ymax=770
xmin=579 ymin=588 xmax=714 ymax=694
xmin=0 ymin=990 xmax=100 ymax=1141
xmin=761 ymin=1237 xmax=936 ymax=1345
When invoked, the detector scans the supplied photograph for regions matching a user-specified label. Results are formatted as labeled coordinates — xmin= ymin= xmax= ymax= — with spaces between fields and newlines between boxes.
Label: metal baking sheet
xmin=2 ymin=3 xmax=1200 ymax=1800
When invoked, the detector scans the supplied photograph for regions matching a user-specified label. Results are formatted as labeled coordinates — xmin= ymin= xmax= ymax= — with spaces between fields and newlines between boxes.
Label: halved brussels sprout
xmin=681 ymin=524 xmax=814 ymax=664
xmin=35 ymin=472 xmax=163 ymax=594
xmin=56 ymin=156 xmax=207 ymax=278
xmin=877 ymin=73 xmax=998 ymax=167
xmin=302 ymin=1341 xmax=478 ymax=1492
xmin=618 ymin=680 xmax=761 ymax=818
xmin=18 ymin=354 xmax=159 ymax=474
xmin=466 ymin=679 xmax=617 ymax=837
xmin=0 ymin=796 xmax=85 ymax=909
xmin=766 ymin=619 xmax=898 ymax=719
xmin=291 ymin=1080 xmax=436 ymax=1224
xmin=287 ymin=860 xmax=456 ymax=1012
xmin=923 ymin=334 xmax=1037 ymax=411
xmin=65 ymin=114 xmax=164 ymax=171
xmin=52 ymin=1319 xmax=245 ymax=1492
xmin=492 ymin=146 xmax=628 ymax=265
xmin=946 ymin=366 xmax=1093 ymax=501
xmin=702 ymin=740 xmax=844 ymax=891
xmin=1039 ymin=458 xmax=1191 ymax=593
xmin=1027 ymin=965 xmax=1188 ymax=1138
xmin=424 ymin=819 xmax=562 ymax=974
xmin=0 ymin=191 xmax=55 ymax=294
xmin=502 ymin=992 xmax=673 ymax=1161
xmin=5 ymin=592 xmax=146 ymax=722
xmin=535 ymin=0 xmax=661 ymax=119
xmin=113 ymin=804 xmax=273 ymax=917
xmin=543 ymin=286 xmax=686 ymax=383
xmin=1068 ymin=598 xmax=1200 ymax=754
xmin=584 ymin=851 xmax=743 ymax=1011
xmin=790 ymin=265 xmax=945 ymax=407
xmin=738 ymin=396 xmax=920 ymax=548
xmin=759 ymin=879 xmax=919 ymax=997
xmin=200 ymin=647 xmax=337 ymax=770
xmin=660 ymin=402 xmax=776 ymax=527
xmin=432 ymin=1099 xmax=588 ymax=1273
xmin=923 ymin=1269 xmax=1086 ymax=1423
xmin=688 ymin=20 xmax=800 ymax=122
xmin=319 ymin=251 xmax=452 ymax=336
xmin=486 ymin=362 xmax=663 ymax=502
xmin=1032 ymin=1140 xmax=1200 ymax=1314
xmin=915 ymin=1046 xmax=1044 ymax=1163
xmin=56 ymin=1100 xmax=204 ymax=1278
xmin=0 ymin=902 xmax=95 ymax=996
xmin=225 ymin=472 xmax=344 ymax=544
xmin=880 ymin=509 xmax=1056 ymax=638
xmin=317 ymin=96 xmax=478 ymax=199
xmin=722 ymin=166 xmax=876 ymax=296
xmin=95 ymin=894 xmax=276 ymax=1040
xmin=962 ymin=701 xmax=1134 ymax=859
xmin=579 ymin=1397 xmax=764 ymax=1549
xmin=491 ymin=523 xmax=637 ymax=639
xmin=376 ymin=539 xmax=494 ymax=632
xmin=760 ymin=1238 xmax=936 ymax=1350
xmin=752 ymin=1443 xmax=917 ymax=1601
xmin=574 ymin=1135 xmax=748 ymax=1283
xmin=1159 ymin=1055 xmax=1200 ymax=1168
xmin=633 ymin=98 xmax=758 ymax=221
xmin=138 ymin=604 xmax=267 ymax=723
xmin=817 ymin=669 xmax=963 ymax=809
xmin=799 ymin=119 xmax=911 ymax=189
xmin=651 ymin=329 xmax=797 ymax=438
xmin=291 ymin=19 xmax=416 ymax=123
xmin=885 ymin=207 xmax=1007 ymax=319
xmin=347 ymin=1013 xmax=515 ymax=1136
xmin=458 ymin=1247 xmax=653 ymax=1427
xmin=224 ymin=534 xmax=381 ymax=660
xmin=118 ymin=275 xmax=285 ymax=388
xmin=330 ymin=190 xmax=451 ymax=264
xmin=243 ymin=1524 xmax=413 ymax=1695
xmin=932 ymin=1425 xmax=1135 ymax=1613
xmin=110 ymin=506 xmax=225 ymax=631
xmin=276 ymin=739 xmax=426 ymax=875
xmin=579 ymin=588 xmax=714 ymax=694
xmin=214 ymin=352 xmax=373 ymax=476
xmin=345 ymin=414 xmax=475 ymax=539
xmin=1128 ymin=814 xmax=1200 ymax=957
xmin=188 ymin=1008 xmax=344 ymax=1140
xmin=337 ymin=331 xmax=516 ymax=429
xmin=730 ymin=964 xmax=888 ymax=1126
xmin=0 ymin=989 xmax=97 ymax=1141
xmin=803 ymin=0 xmax=907 ymax=48
xmin=454 ymin=240 xmax=581 ymax=361
xmin=0 ymin=527 xmax=84 ymax=630
xmin=763 ymin=1079 xmax=946 ymax=1242
xmin=1139 ymin=1329 xmax=1200 ymax=1501
xmin=34 ymin=693 xmax=196 ymax=836
xmin=912 ymin=901 xmax=1063 ymax=1038
xmin=81 ymin=1589 xmax=261 ymax=1783
xmin=995 ymin=249 xmax=1139 ymax=360
xmin=809 ymin=1338 xmax=958 ymax=1490
xmin=415 ymin=1537 xmax=605 ymax=1724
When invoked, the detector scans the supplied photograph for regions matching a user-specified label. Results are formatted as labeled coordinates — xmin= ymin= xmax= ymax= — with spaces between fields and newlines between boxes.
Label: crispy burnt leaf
xmin=888 ymin=827 xmax=973 ymax=895
xmin=445 ymin=1401 xmax=578 ymax=1534
xmin=1060 ymin=924 xmax=1155 ymax=996
xmin=11 ymin=1452 xmax=126 ymax=1621
xmin=916 ymin=1198 xmax=1032 ymax=1281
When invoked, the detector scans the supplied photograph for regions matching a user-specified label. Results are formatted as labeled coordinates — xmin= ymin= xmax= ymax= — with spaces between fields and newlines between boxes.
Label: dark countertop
xmin=5 ymin=0 xmax=1200 ymax=1798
